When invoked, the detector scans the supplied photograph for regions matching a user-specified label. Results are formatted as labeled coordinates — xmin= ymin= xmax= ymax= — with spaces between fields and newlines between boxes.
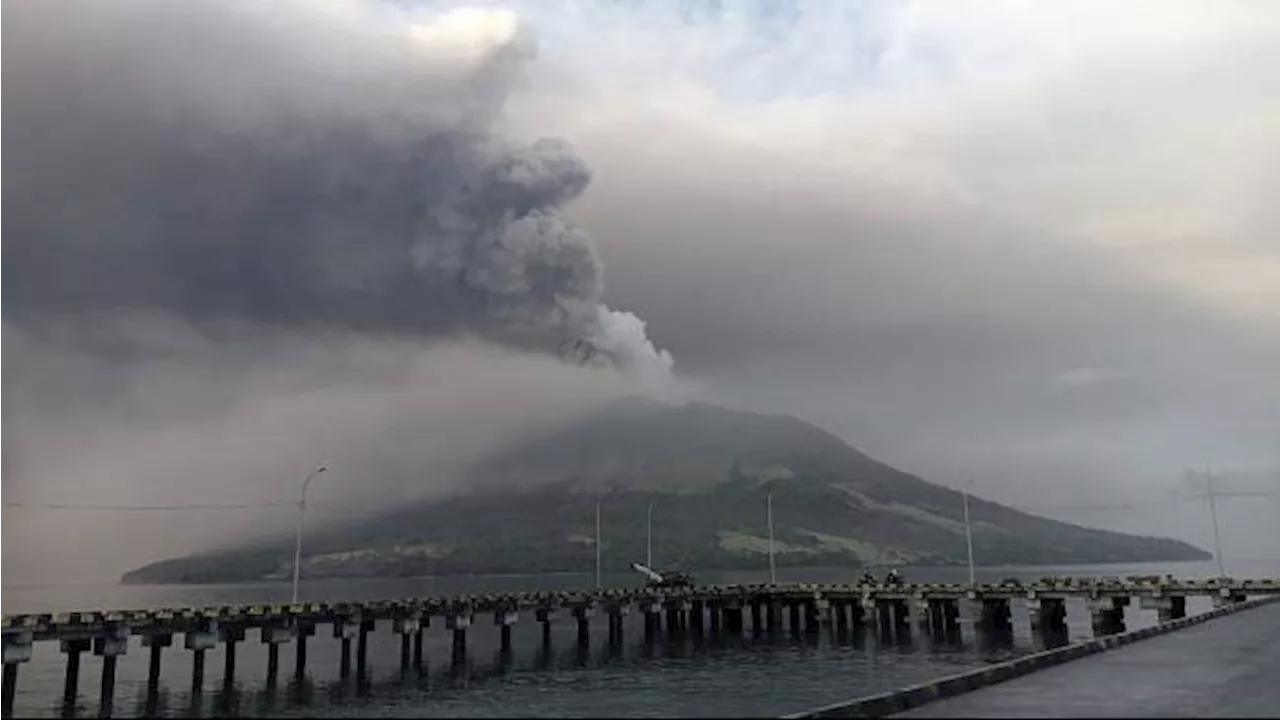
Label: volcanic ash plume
xmin=2 ymin=0 xmax=674 ymax=382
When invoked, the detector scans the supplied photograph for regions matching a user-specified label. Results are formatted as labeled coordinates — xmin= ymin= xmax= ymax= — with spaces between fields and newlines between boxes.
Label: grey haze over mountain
xmin=4 ymin=0 xmax=1279 ymax=584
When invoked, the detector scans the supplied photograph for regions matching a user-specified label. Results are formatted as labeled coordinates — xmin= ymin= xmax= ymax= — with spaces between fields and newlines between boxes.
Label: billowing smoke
xmin=1 ymin=0 xmax=681 ymax=584
xmin=2 ymin=0 xmax=674 ymax=381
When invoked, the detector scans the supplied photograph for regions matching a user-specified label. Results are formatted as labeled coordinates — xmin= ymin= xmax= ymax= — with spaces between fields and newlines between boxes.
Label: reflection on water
xmin=7 ymin=559 xmax=1275 ymax=719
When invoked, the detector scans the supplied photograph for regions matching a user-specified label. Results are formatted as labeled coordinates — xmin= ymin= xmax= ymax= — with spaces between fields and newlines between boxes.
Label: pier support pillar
xmin=723 ymin=602 xmax=744 ymax=633
xmin=976 ymin=598 xmax=1012 ymax=631
xmin=834 ymin=602 xmax=850 ymax=635
xmin=261 ymin=624 xmax=292 ymax=686
xmin=218 ymin=626 xmax=244 ymax=693
xmin=788 ymin=603 xmax=802 ymax=634
xmin=709 ymin=602 xmax=723 ymax=634
xmin=924 ymin=599 xmax=953 ymax=633
xmin=606 ymin=606 xmax=627 ymax=646
xmin=394 ymin=618 xmax=421 ymax=672
xmin=61 ymin=638 xmax=90 ymax=713
xmin=690 ymin=601 xmax=705 ymax=634
xmin=767 ymin=601 xmax=783 ymax=632
xmin=494 ymin=611 xmax=517 ymax=656
xmin=805 ymin=600 xmax=825 ymax=634
xmin=1089 ymin=597 xmax=1127 ymax=636
xmin=356 ymin=620 xmax=373 ymax=679
xmin=572 ymin=606 xmax=594 ymax=646
xmin=93 ymin=629 xmax=127 ymax=720
xmin=3 ymin=630 xmax=34 ymax=720
xmin=184 ymin=626 xmax=216 ymax=694
xmin=537 ymin=608 xmax=558 ymax=647
xmin=915 ymin=601 xmax=932 ymax=630
xmin=414 ymin=624 xmax=426 ymax=668
xmin=1030 ymin=598 xmax=1067 ymax=633
xmin=140 ymin=634 xmax=170 ymax=703
xmin=749 ymin=601 xmax=762 ymax=632
xmin=1162 ymin=596 xmax=1187 ymax=622
xmin=447 ymin=614 xmax=471 ymax=665
xmin=293 ymin=622 xmax=315 ymax=680
xmin=330 ymin=621 xmax=357 ymax=679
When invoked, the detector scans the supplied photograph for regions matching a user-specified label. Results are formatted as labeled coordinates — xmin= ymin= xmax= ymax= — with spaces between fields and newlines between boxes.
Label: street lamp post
xmin=291 ymin=466 xmax=328 ymax=604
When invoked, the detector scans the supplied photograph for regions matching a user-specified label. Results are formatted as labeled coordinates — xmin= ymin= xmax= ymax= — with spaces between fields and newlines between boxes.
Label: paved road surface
xmin=895 ymin=600 xmax=1280 ymax=718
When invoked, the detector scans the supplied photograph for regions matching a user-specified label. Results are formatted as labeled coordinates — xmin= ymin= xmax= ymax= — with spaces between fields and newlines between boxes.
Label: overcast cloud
xmin=4 ymin=0 xmax=1278 ymax=583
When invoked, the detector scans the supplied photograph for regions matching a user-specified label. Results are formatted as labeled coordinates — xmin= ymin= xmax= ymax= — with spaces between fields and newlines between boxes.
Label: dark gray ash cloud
xmin=1 ymin=0 xmax=672 ymax=379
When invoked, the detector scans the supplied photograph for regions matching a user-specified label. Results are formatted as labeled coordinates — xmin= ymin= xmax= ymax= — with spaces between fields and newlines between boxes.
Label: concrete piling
xmin=262 ymin=624 xmax=291 ymax=686
xmin=1089 ymin=596 xmax=1128 ymax=635
xmin=394 ymin=618 xmax=420 ymax=673
xmin=61 ymin=638 xmax=90 ymax=713
xmin=538 ymin=608 xmax=557 ymax=648
xmin=723 ymin=603 xmax=745 ymax=633
xmin=805 ymin=600 xmax=824 ymax=634
xmin=494 ymin=611 xmax=517 ymax=656
xmin=0 ymin=661 xmax=19 ymax=717
xmin=356 ymin=622 xmax=371 ymax=679
xmin=294 ymin=623 xmax=315 ymax=681
xmin=3 ymin=630 xmax=34 ymax=720
xmin=573 ymin=606 xmax=593 ymax=645
xmin=219 ymin=626 xmax=244 ymax=692
xmin=447 ymin=614 xmax=470 ymax=664
xmin=1030 ymin=598 xmax=1067 ymax=633
xmin=690 ymin=601 xmax=705 ymax=634
xmin=834 ymin=601 xmax=850 ymax=635
xmin=184 ymin=623 xmax=216 ymax=695
xmin=976 ymin=598 xmax=1012 ymax=631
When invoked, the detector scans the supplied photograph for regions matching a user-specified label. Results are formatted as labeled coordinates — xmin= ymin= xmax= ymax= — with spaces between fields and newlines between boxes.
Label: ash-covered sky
xmin=4 ymin=0 xmax=1278 ymax=583
xmin=506 ymin=0 xmax=1280 ymax=555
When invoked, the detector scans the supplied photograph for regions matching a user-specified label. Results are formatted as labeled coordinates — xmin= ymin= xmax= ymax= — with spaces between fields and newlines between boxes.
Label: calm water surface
xmin=4 ymin=560 xmax=1276 ymax=718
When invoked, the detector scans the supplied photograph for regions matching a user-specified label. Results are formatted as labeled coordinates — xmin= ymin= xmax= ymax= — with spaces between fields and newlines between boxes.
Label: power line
xmin=2 ymin=501 xmax=291 ymax=511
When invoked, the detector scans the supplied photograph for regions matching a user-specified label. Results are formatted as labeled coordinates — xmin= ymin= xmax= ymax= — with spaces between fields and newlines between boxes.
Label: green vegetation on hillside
xmin=122 ymin=398 xmax=1209 ymax=585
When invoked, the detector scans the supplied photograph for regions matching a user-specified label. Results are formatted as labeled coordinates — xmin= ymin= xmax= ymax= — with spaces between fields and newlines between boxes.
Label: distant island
xmin=122 ymin=397 xmax=1210 ymax=585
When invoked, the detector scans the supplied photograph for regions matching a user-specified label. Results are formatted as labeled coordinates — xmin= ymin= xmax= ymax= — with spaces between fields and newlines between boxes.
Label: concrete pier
xmin=356 ymin=621 xmax=371 ymax=678
xmin=60 ymin=638 xmax=89 ymax=714
xmin=2 ymin=631 xmax=33 ymax=720
xmin=414 ymin=624 xmax=425 ymax=668
xmin=924 ymin=598 xmax=960 ymax=633
xmin=723 ymin=602 xmax=745 ymax=633
xmin=447 ymin=614 xmax=470 ymax=664
xmin=1090 ymin=596 xmax=1129 ymax=635
xmin=184 ymin=622 xmax=216 ymax=697
xmin=537 ymin=608 xmax=557 ymax=647
xmin=976 ymin=597 xmax=1013 ymax=631
xmin=92 ymin=628 xmax=126 ymax=719
xmin=572 ymin=606 xmax=593 ymax=645
xmin=1030 ymin=597 xmax=1068 ymax=633
xmin=294 ymin=621 xmax=315 ymax=680
xmin=606 ymin=606 xmax=626 ymax=645
xmin=330 ymin=621 xmax=356 ymax=679
xmin=493 ymin=611 xmax=517 ymax=656
xmin=0 ymin=661 xmax=17 ymax=717
xmin=1 ymin=575 xmax=1274 ymax=715
xmin=394 ymin=617 xmax=421 ymax=672
xmin=219 ymin=625 xmax=243 ymax=692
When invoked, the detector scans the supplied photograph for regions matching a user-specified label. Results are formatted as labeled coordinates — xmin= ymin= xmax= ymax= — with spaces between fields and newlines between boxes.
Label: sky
xmin=3 ymin=0 xmax=1278 ymax=584
xmin=498 ymin=0 xmax=1280 ymax=551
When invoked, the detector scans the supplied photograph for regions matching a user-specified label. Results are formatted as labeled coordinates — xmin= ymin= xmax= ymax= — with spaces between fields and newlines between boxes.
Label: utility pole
xmin=595 ymin=497 xmax=603 ymax=589
xmin=962 ymin=482 xmax=976 ymax=586
xmin=767 ymin=492 xmax=777 ymax=584
xmin=646 ymin=500 xmax=654 ymax=569
xmin=1206 ymin=466 xmax=1226 ymax=579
